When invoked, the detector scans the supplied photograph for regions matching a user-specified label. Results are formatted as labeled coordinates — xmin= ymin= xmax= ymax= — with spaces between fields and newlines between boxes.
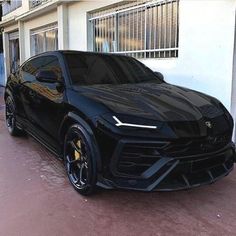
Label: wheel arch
xmin=59 ymin=112 xmax=102 ymax=172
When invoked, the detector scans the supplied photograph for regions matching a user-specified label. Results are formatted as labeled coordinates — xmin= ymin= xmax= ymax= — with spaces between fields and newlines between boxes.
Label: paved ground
xmin=1 ymin=87 xmax=236 ymax=236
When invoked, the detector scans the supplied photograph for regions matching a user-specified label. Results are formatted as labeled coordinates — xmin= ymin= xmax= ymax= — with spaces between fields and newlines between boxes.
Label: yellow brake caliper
xmin=74 ymin=140 xmax=81 ymax=161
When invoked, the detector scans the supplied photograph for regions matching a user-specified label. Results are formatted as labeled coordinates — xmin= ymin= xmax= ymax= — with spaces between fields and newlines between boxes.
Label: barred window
xmin=2 ymin=0 xmax=22 ymax=16
xmin=88 ymin=0 xmax=179 ymax=59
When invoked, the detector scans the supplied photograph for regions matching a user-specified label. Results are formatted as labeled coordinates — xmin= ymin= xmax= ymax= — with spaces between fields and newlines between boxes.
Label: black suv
xmin=5 ymin=51 xmax=236 ymax=195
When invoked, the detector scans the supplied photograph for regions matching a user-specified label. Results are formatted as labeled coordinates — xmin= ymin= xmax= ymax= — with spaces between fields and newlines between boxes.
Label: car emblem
xmin=205 ymin=121 xmax=212 ymax=129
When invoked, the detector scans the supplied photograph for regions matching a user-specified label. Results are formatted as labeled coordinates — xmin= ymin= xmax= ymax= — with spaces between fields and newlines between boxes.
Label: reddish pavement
xmin=1 ymin=86 xmax=236 ymax=236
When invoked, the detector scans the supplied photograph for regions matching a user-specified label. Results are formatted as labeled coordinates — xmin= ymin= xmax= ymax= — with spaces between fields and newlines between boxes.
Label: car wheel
xmin=5 ymin=96 xmax=24 ymax=136
xmin=64 ymin=124 xmax=97 ymax=195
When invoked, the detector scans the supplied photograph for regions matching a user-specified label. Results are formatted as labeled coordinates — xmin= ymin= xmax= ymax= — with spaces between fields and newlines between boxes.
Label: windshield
xmin=64 ymin=52 xmax=162 ymax=85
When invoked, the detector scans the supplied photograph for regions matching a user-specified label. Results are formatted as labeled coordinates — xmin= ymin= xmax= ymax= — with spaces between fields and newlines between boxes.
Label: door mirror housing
xmin=154 ymin=72 xmax=165 ymax=82
xmin=36 ymin=70 xmax=58 ymax=83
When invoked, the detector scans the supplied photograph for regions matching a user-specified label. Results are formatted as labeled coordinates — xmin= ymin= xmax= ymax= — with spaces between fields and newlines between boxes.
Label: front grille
xmin=116 ymin=135 xmax=231 ymax=177
xmin=117 ymin=142 xmax=166 ymax=176
xmin=163 ymin=134 xmax=231 ymax=158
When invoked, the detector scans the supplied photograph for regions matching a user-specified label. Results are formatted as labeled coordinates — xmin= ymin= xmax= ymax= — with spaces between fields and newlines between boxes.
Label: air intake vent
xmin=199 ymin=104 xmax=223 ymax=118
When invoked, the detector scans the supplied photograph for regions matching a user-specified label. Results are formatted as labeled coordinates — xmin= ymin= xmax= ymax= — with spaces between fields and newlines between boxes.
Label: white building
xmin=1 ymin=0 xmax=236 ymax=135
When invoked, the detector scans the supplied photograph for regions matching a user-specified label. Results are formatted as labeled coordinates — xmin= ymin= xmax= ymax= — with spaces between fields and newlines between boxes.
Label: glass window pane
xmin=118 ymin=8 xmax=145 ymax=56
xmin=46 ymin=29 xmax=58 ymax=51
xmin=22 ymin=56 xmax=62 ymax=82
xmin=30 ymin=27 xmax=58 ymax=56
xmin=94 ymin=16 xmax=115 ymax=53
xmin=9 ymin=38 xmax=20 ymax=73
xmin=31 ymin=33 xmax=44 ymax=56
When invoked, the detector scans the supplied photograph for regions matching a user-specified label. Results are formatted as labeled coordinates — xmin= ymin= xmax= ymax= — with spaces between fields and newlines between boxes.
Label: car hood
xmin=72 ymin=82 xmax=224 ymax=122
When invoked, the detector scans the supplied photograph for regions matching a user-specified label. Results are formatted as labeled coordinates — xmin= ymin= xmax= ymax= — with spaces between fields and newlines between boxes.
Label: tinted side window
xmin=22 ymin=58 xmax=40 ymax=82
xmin=37 ymin=56 xmax=62 ymax=81
xmin=22 ymin=56 xmax=62 ymax=82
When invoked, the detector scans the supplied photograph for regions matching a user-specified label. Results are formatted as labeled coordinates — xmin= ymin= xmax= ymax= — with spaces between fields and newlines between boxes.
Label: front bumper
xmin=98 ymin=138 xmax=236 ymax=191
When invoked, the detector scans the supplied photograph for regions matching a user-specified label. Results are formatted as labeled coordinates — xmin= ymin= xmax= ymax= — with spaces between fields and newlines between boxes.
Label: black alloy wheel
xmin=5 ymin=96 xmax=23 ymax=136
xmin=64 ymin=124 xmax=97 ymax=195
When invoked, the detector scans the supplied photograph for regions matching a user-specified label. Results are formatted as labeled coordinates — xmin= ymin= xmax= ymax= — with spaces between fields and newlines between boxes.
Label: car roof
xmin=21 ymin=50 xmax=133 ymax=68
xmin=33 ymin=50 xmax=131 ymax=58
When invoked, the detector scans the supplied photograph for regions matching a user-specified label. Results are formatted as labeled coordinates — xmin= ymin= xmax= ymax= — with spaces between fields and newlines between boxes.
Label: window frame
xmin=30 ymin=24 xmax=58 ymax=57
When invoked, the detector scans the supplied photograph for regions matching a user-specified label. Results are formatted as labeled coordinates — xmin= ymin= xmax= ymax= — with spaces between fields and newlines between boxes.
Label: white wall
xmin=142 ymin=0 xmax=236 ymax=111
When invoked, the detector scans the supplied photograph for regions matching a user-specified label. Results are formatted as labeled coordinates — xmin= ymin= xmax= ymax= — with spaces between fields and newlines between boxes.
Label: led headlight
xmin=112 ymin=116 xmax=158 ymax=129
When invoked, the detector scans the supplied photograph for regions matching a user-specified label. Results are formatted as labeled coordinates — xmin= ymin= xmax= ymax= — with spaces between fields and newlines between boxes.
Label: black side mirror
xmin=36 ymin=70 xmax=58 ymax=83
xmin=154 ymin=72 xmax=165 ymax=82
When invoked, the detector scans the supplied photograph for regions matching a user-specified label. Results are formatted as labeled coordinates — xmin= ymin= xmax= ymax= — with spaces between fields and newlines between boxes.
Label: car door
xmin=19 ymin=57 xmax=41 ymax=127
xmin=20 ymin=55 xmax=65 ymax=152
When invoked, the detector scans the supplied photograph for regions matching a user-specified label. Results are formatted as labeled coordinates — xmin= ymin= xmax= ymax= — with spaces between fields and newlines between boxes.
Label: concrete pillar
xmin=57 ymin=3 xmax=69 ymax=50
xmin=87 ymin=14 xmax=94 ymax=51
xmin=3 ymin=31 xmax=10 ymax=85
xmin=22 ymin=0 xmax=30 ymax=12
xmin=18 ymin=20 xmax=25 ymax=64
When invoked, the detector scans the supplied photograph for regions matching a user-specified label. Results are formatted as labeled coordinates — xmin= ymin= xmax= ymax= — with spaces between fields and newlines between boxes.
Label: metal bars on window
xmin=89 ymin=0 xmax=179 ymax=59
xmin=2 ymin=0 xmax=22 ymax=16
xmin=30 ymin=0 xmax=50 ymax=9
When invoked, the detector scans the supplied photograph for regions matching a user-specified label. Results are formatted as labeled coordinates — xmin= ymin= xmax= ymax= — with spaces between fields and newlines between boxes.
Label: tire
xmin=5 ymin=96 xmax=25 ymax=136
xmin=64 ymin=124 xmax=98 ymax=195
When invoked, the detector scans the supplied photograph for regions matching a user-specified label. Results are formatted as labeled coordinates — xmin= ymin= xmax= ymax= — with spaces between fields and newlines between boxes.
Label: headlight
xmin=112 ymin=116 xmax=158 ymax=129
xmin=101 ymin=114 xmax=163 ymax=130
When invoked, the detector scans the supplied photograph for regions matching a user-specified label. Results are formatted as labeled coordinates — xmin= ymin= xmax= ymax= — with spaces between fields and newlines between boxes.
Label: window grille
xmin=88 ymin=0 xmax=179 ymax=59
xmin=2 ymin=0 xmax=22 ymax=16
xmin=30 ymin=0 xmax=49 ymax=9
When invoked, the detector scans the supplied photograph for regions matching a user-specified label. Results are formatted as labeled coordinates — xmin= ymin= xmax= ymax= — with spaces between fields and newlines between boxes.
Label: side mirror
xmin=154 ymin=72 xmax=165 ymax=82
xmin=36 ymin=70 xmax=58 ymax=83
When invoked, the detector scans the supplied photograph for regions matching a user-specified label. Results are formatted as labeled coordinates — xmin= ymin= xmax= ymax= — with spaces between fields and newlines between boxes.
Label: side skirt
xmin=17 ymin=116 xmax=64 ymax=160
xmin=26 ymin=128 xmax=63 ymax=160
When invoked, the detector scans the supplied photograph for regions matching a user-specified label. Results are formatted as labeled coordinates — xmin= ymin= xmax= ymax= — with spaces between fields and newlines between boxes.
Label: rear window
xmin=64 ymin=53 xmax=161 ymax=85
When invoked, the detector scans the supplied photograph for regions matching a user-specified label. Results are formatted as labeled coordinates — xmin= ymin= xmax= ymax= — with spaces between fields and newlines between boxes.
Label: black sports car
xmin=4 ymin=50 xmax=236 ymax=195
